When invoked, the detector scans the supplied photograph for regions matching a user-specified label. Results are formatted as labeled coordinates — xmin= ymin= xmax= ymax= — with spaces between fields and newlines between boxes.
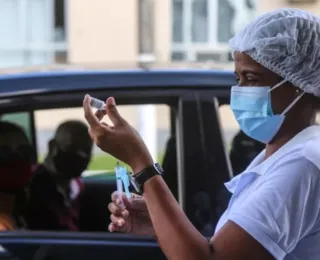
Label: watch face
xmin=129 ymin=175 xmax=141 ymax=193
xmin=154 ymin=163 xmax=163 ymax=175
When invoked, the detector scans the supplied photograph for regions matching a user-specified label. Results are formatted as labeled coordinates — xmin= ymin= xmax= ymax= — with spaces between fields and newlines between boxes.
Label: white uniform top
xmin=215 ymin=126 xmax=320 ymax=260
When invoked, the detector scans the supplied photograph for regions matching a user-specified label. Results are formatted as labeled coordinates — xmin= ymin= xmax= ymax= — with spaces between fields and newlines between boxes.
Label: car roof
xmin=0 ymin=66 xmax=236 ymax=98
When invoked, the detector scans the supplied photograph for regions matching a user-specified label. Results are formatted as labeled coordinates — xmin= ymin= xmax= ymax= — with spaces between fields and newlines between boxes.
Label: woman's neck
xmin=0 ymin=193 xmax=15 ymax=215
xmin=265 ymin=123 xmax=312 ymax=159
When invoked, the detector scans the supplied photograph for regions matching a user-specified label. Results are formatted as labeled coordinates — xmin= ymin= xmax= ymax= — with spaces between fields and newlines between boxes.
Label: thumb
xmin=106 ymin=97 xmax=123 ymax=126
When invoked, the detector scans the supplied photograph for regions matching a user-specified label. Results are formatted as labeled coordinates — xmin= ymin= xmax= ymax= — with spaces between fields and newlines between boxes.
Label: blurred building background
xmin=1 ymin=0 xmax=318 ymax=67
xmin=0 ymin=0 xmax=318 ymax=157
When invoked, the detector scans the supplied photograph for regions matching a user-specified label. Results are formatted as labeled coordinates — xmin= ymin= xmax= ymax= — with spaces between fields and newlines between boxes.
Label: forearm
xmin=143 ymin=175 xmax=212 ymax=260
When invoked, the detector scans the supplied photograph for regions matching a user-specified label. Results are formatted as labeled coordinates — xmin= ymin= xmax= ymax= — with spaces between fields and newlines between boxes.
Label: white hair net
xmin=229 ymin=8 xmax=320 ymax=97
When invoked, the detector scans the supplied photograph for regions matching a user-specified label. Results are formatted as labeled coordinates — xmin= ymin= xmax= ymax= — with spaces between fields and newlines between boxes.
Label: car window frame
xmin=0 ymin=85 xmax=231 ymax=234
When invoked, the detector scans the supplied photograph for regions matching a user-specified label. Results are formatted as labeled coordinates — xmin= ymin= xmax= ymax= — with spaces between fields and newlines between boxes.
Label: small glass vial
xmin=90 ymin=97 xmax=105 ymax=110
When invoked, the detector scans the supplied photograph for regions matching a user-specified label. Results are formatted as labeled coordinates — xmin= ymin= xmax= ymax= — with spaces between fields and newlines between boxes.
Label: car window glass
xmin=34 ymin=104 xmax=171 ymax=176
xmin=0 ymin=112 xmax=32 ymax=142
xmin=218 ymin=105 xmax=239 ymax=152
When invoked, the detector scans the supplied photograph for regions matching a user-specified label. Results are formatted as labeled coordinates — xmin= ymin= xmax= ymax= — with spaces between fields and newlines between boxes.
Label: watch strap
xmin=133 ymin=163 xmax=163 ymax=193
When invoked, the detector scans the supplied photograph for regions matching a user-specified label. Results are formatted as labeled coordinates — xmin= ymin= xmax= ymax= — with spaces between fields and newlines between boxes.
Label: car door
xmin=0 ymin=71 xmax=234 ymax=259
xmin=176 ymin=89 xmax=232 ymax=236
xmin=0 ymin=232 xmax=165 ymax=260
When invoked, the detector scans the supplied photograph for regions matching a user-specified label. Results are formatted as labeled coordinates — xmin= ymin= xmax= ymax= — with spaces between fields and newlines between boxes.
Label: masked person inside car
xmin=85 ymin=8 xmax=320 ymax=260
xmin=0 ymin=122 xmax=35 ymax=231
xmin=26 ymin=120 xmax=92 ymax=231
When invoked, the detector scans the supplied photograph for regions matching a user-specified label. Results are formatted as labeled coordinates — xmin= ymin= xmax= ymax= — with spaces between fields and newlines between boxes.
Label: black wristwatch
xmin=129 ymin=163 xmax=163 ymax=194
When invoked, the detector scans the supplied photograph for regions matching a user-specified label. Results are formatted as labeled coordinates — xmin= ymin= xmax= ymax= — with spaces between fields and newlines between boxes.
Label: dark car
xmin=0 ymin=66 xmax=249 ymax=259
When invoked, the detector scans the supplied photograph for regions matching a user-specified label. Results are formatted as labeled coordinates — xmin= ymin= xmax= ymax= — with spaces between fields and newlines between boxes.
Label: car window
xmin=218 ymin=104 xmax=239 ymax=152
xmin=0 ymin=112 xmax=33 ymax=142
xmin=34 ymin=104 xmax=171 ymax=177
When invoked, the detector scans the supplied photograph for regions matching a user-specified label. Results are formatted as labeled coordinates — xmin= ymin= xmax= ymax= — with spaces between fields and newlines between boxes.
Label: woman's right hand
xmin=83 ymin=95 xmax=154 ymax=174
xmin=108 ymin=191 xmax=155 ymax=236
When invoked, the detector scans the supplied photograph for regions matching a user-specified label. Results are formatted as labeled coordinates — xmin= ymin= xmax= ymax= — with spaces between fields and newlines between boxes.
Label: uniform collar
xmin=225 ymin=125 xmax=320 ymax=193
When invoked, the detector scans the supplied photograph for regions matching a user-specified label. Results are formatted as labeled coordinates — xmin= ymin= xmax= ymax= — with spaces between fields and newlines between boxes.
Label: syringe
xmin=120 ymin=167 xmax=131 ymax=199
xmin=115 ymin=162 xmax=125 ymax=209
xmin=90 ymin=97 xmax=106 ymax=110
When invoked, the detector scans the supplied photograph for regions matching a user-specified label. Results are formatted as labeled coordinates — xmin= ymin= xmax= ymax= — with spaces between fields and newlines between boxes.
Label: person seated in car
xmin=0 ymin=122 xmax=35 ymax=230
xmin=26 ymin=120 xmax=93 ymax=231
xmin=229 ymin=130 xmax=265 ymax=176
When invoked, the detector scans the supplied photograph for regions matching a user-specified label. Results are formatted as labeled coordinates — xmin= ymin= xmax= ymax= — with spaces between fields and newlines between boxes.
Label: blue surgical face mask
xmin=230 ymin=80 xmax=305 ymax=144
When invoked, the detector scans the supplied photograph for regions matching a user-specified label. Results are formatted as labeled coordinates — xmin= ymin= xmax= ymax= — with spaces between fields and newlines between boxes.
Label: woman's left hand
xmin=83 ymin=95 xmax=153 ymax=173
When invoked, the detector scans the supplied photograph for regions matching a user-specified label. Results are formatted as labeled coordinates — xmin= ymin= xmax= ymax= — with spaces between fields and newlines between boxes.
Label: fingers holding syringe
xmin=111 ymin=191 xmax=133 ymax=205
xmin=108 ymin=220 xmax=129 ymax=233
xmin=111 ymin=190 xmax=142 ymax=202
xmin=109 ymin=209 xmax=131 ymax=233
xmin=108 ymin=200 xmax=129 ymax=217
xmin=110 ymin=213 xmax=126 ymax=226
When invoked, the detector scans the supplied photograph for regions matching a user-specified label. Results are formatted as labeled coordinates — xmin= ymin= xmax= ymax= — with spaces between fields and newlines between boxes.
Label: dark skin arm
xmin=143 ymin=174 xmax=274 ymax=260
xmin=83 ymin=95 xmax=274 ymax=260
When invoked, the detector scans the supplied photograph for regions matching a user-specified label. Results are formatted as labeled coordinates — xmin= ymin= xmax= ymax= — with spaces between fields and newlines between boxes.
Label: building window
xmin=0 ymin=0 xmax=67 ymax=68
xmin=171 ymin=0 xmax=256 ymax=62
xmin=172 ymin=0 xmax=184 ymax=43
xmin=54 ymin=0 xmax=67 ymax=64
xmin=171 ymin=51 xmax=186 ymax=61
xmin=217 ymin=0 xmax=234 ymax=43
xmin=191 ymin=0 xmax=208 ymax=43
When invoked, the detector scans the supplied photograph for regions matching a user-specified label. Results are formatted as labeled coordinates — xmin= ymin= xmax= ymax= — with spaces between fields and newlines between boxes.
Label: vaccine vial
xmin=90 ymin=97 xmax=105 ymax=110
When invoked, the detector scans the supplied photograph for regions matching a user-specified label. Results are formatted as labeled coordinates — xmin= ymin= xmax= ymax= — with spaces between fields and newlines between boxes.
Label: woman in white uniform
xmin=83 ymin=8 xmax=320 ymax=260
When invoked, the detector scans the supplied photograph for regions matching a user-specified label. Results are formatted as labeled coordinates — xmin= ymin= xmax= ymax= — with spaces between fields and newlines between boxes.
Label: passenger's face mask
xmin=230 ymin=80 xmax=305 ymax=144
xmin=53 ymin=145 xmax=91 ymax=179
